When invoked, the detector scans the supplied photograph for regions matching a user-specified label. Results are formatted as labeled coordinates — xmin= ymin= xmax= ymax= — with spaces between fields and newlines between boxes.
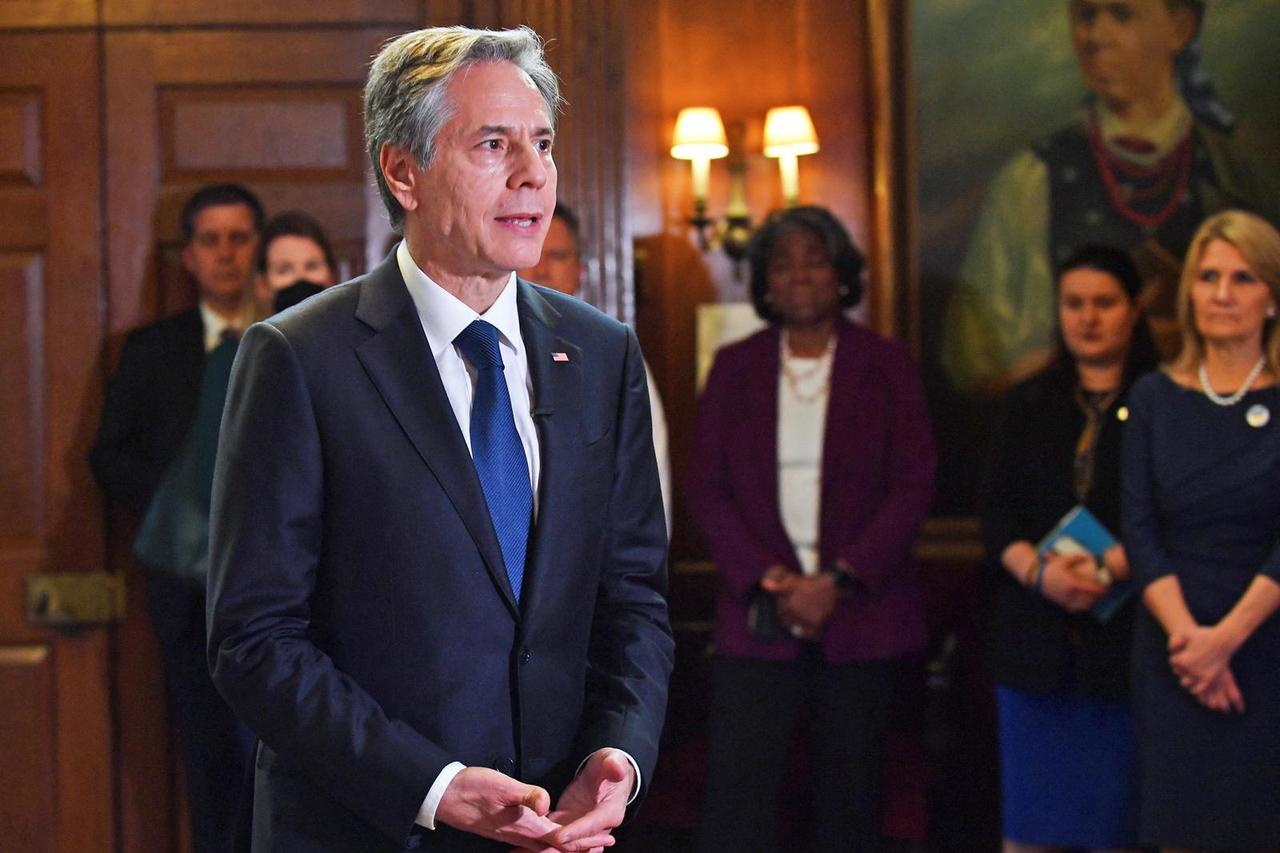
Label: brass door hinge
xmin=26 ymin=572 xmax=126 ymax=627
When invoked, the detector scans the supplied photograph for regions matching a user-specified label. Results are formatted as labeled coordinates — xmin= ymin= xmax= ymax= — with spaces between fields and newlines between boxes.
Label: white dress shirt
xmin=397 ymin=241 xmax=541 ymax=510
xmin=198 ymin=300 xmax=253 ymax=353
xmin=395 ymin=242 xmax=638 ymax=830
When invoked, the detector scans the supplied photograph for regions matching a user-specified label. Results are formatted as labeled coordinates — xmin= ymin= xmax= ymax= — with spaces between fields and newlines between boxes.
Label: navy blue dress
xmin=1123 ymin=371 xmax=1280 ymax=849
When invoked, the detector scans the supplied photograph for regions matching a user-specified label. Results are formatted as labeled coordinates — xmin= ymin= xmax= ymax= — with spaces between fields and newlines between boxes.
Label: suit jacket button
xmin=519 ymin=647 xmax=533 ymax=665
xmin=497 ymin=757 xmax=516 ymax=775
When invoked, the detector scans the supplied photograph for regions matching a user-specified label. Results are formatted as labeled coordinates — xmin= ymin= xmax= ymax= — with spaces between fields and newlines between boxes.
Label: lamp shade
xmin=763 ymin=106 xmax=819 ymax=157
xmin=671 ymin=107 xmax=729 ymax=160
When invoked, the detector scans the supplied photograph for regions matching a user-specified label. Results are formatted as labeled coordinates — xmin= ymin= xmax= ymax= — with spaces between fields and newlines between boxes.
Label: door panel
xmin=0 ymin=30 xmax=111 ymax=853
xmin=0 ymin=0 xmax=95 ymax=29
xmin=0 ymin=647 xmax=54 ymax=852
xmin=0 ymin=254 xmax=43 ymax=539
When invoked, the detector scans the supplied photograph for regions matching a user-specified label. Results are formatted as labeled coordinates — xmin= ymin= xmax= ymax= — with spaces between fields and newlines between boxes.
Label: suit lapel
xmin=179 ymin=307 xmax=208 ymax=387
xmin=819 ymin=319 xmax=872 ymax=553
xmin=353 ymin=257 xmax=518 ymax=616
xmin=175 ymin=308 xmax=209 ymax=430
xmin=515 ymin=281 xmax=582 ymax=618
xmin=751 ymin=326 xmax=787 ymax=544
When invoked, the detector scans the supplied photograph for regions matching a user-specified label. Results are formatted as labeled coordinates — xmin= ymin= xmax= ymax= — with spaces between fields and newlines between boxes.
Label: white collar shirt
xmin=396 ymin=240 xmax=540 ymax=511
xmin=1093 ymin=98 xmax=1193 ymax=167
xmin=199 ymin=300 xmax=251 ymax=352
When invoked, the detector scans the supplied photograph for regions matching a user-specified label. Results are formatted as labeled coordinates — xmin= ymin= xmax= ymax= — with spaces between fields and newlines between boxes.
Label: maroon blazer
xmin=687 ymin=317 xmax=936 ymax=663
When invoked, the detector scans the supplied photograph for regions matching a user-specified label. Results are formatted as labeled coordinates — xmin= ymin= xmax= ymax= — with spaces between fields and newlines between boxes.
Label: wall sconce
xmin=672 ymin=104 xmax=820 ymax=259
xmin=670 ymin=107 xmax=729 ymax=241
xmin=763 ymin=106 xmax=820 ymax=207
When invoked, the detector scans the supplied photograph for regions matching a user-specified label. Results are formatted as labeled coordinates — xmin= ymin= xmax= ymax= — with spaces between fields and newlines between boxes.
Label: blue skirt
xmin=997 ymin=685 xmax=1138 ymax=848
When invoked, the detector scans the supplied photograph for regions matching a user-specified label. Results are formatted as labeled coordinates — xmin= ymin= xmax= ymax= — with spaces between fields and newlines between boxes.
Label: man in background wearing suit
xmin=207 ymin=26 xmax=673 ymax=853
xmin=518 ymin=202 xmax=673 ymax=536
xmin=91 ymin=183 xmax=263 ymax=853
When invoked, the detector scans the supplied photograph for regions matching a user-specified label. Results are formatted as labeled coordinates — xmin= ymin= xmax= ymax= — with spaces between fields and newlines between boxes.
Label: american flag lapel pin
xmin=551 ymin=352 xmax=570 ymax=362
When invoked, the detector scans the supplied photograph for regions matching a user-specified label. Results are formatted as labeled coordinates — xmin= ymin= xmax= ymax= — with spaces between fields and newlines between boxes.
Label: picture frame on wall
xmin=908 ymin=0 xmax=1280 ymax=516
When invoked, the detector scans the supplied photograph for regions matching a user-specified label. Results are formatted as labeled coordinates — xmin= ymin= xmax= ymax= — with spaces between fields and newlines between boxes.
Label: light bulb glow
xmin=763 ymin=106 xmax=819 ymax=158
xmin=671 ymin=107 xmax=729 ymax=160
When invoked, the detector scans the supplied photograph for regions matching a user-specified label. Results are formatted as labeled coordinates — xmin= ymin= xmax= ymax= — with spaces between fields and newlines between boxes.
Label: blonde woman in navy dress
xmin=1123 ymin=209 xmax=1280 ymax=850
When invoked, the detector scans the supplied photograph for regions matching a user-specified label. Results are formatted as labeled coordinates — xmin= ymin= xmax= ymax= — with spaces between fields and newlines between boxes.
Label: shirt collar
xmin=1094 ymin=97 xmax=1192 ymax=165
xmin=199 ymin=300 xmax=251 ymax=352
xmin=396 ymin=240 xmax=523 ymax=360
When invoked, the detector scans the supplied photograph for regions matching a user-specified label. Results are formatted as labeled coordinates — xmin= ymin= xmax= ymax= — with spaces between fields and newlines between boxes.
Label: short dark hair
xmin=747 ymin=206 xmax=865 ymax=323
xmin=1047 ymin=243 xmax=1158 ymax=386
xmin=1057 ymin=244 xmax=1143 ymax=301
xmin=180 ymin=183 xmax=265 ymax=245
xmin=256 ymin=210 xmax=338 ymax=274
xmin=552 ymin=201 xmax=581 ymax=244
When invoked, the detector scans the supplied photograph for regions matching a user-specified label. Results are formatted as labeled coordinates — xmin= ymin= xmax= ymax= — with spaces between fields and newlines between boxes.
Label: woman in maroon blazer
xmin=690 ymin=206 xmax=936 ymax=852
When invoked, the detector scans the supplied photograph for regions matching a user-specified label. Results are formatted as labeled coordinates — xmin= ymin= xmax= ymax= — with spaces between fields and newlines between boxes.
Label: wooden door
xmin=0 ymin=29 xmax=112 ymax=853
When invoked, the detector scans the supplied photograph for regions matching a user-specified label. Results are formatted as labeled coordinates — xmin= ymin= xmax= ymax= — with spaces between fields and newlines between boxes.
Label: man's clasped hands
xmin=437 ymin=748 xmax=635 ymax=853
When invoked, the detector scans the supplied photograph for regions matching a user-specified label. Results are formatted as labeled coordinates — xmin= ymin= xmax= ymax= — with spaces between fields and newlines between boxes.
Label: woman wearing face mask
xmin=1124 ymin=210 xmax=1280 ymax=850
xmin=255 ymin=211 xmax=339 ymax=314
xmin=980 ymin=245 xmax=1157 ymax=853
xmin=689 ymin=206 xmax=936 ymax=853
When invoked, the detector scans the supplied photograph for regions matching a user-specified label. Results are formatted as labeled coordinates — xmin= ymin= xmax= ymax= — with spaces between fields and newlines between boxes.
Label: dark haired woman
xmin=980 ymin=245 xmax=1157 ymax=853
xmin=254 ymin=210 xmax=339 ymax=313
xmin=690 ymin=206 xmax=936 ymax=852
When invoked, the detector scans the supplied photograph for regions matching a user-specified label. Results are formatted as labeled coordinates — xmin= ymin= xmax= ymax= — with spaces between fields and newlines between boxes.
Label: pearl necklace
xmin=1199 ymin=357 xmax=1266 ymax=406
xmin=781 ymin=333 xmax=835 ymax=405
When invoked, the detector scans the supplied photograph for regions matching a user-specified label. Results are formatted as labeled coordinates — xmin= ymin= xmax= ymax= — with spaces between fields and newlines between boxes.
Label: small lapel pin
xmin=1247 ymin=404 xmax=1270 ymax=428
xmin=551 ymin=352 xmax=569 ymax=362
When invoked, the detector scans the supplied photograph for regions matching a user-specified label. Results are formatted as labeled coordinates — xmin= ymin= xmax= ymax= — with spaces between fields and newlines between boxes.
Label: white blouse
xmin=777 ymin=342 xmax=832 ymax=576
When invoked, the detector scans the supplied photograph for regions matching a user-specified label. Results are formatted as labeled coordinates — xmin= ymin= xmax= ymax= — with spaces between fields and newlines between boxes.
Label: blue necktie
xmin=453 ymin=320 xmax=533 ymax=601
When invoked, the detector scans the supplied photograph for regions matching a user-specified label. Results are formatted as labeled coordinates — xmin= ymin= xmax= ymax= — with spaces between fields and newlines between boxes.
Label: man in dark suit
xmin=91 ymin=183 xmax=264 ymax=853
xmin=207 ymin=26 xmax=673 ymax=853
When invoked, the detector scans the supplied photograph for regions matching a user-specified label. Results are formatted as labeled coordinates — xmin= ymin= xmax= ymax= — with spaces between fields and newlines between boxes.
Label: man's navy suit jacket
xmin=207 ymin=255 xmax=674 ymax=852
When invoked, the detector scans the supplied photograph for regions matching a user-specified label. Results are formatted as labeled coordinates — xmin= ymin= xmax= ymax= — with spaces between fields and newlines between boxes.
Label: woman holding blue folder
xmin=980 ymin=244 xmax=1157 ymax=852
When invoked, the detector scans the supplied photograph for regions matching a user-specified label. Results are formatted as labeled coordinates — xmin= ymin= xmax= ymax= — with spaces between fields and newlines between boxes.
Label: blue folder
xmin=1036 ymin=504 xmax=1134 ymax=622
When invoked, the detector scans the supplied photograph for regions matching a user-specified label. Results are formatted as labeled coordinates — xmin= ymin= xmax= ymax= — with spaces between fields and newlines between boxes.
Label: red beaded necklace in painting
xmin=1085 ymin=112 xmax=1193 ymax=231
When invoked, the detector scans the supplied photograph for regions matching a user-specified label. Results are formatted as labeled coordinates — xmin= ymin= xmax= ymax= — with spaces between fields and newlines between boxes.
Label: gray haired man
xmin=208 ymin=26 xmax=673 ymax=852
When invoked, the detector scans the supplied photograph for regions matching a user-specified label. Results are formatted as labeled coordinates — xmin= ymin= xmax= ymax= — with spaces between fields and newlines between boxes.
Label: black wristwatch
xmin=825 ymin=564 xmax=861 ymax=594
